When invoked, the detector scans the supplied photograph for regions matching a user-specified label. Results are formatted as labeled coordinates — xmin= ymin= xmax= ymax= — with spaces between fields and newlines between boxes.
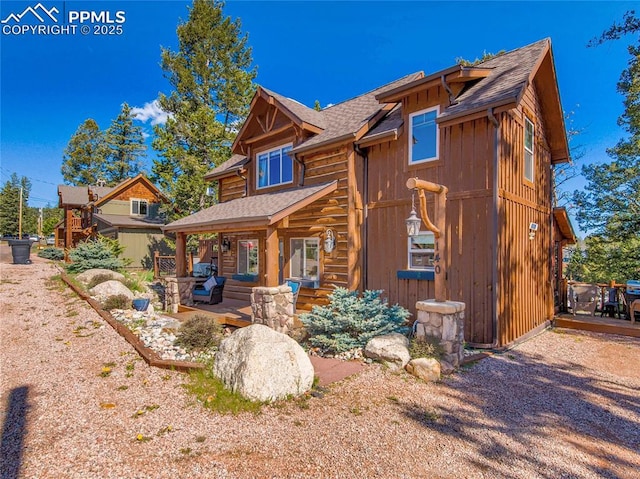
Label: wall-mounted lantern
xmin=221 ymin=238 xmax=231 ymax=253
xmin=324 ymin=228 xmax=336 ymax=254
xmin=405 ymin=191 xmax=422 ymax=237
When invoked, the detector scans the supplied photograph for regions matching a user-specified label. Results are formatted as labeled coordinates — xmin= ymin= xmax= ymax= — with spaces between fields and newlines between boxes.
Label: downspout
xmin=236 ymin=169 xmax=247 ymax=197
xmin=292 ymin=152 xmax=305 ymax=187
xmin=487 ymin=108 xmax=500 ymax=349
xmin=353 ymin=142 xmax=368 ymax=290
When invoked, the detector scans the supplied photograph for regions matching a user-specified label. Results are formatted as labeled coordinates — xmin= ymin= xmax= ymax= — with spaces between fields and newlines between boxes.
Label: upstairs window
xmin=238 ymin=239 xmax=259 ymax=275
xmin=409 ymin=107 xmax=439 ymax=164
xmin=131 ymin=198 xmax=148 ymax=216
xmin=290 ymin=238 xmax=319 ymax=280
xmin=524 ymin=117 xmax=534 ymax=182
xmin=408 ymin=232 xmax=435 ymax=270
xmin=257 ymin=144 xmax=293 ymax=189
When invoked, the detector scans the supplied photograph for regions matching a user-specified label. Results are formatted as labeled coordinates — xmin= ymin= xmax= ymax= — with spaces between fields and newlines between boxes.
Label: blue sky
xmin=0 ymin=0 xmax=635 ymax=234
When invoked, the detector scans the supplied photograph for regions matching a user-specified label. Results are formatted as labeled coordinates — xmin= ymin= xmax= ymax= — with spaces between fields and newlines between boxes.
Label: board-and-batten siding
xmin=496 ymin=82 xmax=553 ymax=346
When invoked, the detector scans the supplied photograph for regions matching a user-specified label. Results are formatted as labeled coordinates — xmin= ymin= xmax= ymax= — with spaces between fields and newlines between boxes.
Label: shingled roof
xmin=164 ymin=181 xmax=338 ymax=233
xmin=260 ymin=87 xmax=326 ymax=130
xmin=58 ymin=185 xmax=113 ymax=207
xmin=95 ymin=213 xmax=166 ymax=228
xmin=204 ymin=154 xmax=248 ymax=181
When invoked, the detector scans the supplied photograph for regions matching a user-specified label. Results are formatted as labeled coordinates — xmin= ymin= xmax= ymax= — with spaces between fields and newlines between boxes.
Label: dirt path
xmin=1 ymin=246 xmax=639 ymax=478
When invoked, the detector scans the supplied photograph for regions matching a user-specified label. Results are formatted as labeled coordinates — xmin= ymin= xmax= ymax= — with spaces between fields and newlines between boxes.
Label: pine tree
xmin=105 ymin=102 xmax=147 ymax=185
xmin=61 ymin=119 xmax=108 ymax=186
xmin=0 ymin=173 xmax=31 ymax=235
xmin=151 ymin=0 xmax=256 ymax=220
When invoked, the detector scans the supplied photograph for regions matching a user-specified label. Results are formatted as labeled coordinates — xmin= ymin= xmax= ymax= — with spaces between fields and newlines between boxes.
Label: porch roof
xmin=94 ymin=213 xmax=166 ymax=229
xmin=163 ymin=181 xmax=338 ymax=234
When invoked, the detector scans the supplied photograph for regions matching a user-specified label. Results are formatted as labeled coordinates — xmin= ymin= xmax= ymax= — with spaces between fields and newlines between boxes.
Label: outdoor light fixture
xmin=405 ymin=191 xmax=422 ymax=237
xmin=221 ymin=238 xmax=231 ymax=253
xmin=324 ymin=228 xmax=336 ymax=254
xmin=529 ymin=222 xmax=538 ymax=240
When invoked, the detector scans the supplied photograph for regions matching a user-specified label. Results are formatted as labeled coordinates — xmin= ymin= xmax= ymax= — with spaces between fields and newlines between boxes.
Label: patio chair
xmin=600 ymin=288 xmax=622 ymax=318
xmin=568 ymin=283 xmax=598 ymax=316
xmin=192 ymin=276 xmax=226 ymax=305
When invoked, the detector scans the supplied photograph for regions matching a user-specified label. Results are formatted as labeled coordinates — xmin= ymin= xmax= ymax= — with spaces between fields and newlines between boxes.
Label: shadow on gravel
xmin=399 ymin=349 xmax=640 ymax=478
xmin=1 ymin=386 xmax=30 ymax=479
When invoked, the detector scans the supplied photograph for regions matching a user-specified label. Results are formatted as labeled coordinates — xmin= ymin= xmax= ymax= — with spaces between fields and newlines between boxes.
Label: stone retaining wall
xmin=251 ymin=285 xmax=294 ymax=334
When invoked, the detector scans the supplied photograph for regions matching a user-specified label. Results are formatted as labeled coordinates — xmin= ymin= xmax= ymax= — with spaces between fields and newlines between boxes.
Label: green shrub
xmin=87 ymin=273 xmax=116 ymax=290
xmin=175 ymin=315 xmax=224 ymax=352
xmin=299 ymin=287 xmax=410 ymax=354
xmin=409 ymin=335 xmax=444 ymax=360
xmin=102 ymin=294 xmax=132 ymax=311
xmin=66 ymin=237 xmax=125 ymax=273
xmin=37 ymin=248 xmax=64 ymax=260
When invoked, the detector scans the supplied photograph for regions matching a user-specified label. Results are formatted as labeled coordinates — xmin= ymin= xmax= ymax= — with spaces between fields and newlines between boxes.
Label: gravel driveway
xmin=1 ymin=249 xmax=639 ymax=478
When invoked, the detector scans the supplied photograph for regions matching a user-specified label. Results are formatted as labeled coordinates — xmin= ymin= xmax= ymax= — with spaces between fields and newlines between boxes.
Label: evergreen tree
xmin=0 ymin=173 xmax=31 ymax=235
xmin=152 ymin=0 xmax=256 ymax=220
xmin=105 ymin=102 xmax=147 ymax=185
xmin=61 ymin=119 xmax=108 ymax=186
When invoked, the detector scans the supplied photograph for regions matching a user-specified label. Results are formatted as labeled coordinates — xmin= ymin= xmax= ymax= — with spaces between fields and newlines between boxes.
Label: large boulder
xmin=406 ymin=357 xmax=441 ymax=382
xmin=213 ymin=324 xmax=314 ymax=402
xmin=76 ymin=268 xmax=125 ymax=286
xmin=89 ymin=280 xmax=134 ymax=300
xmin=364 ymin=333 xmax=411 ymax=372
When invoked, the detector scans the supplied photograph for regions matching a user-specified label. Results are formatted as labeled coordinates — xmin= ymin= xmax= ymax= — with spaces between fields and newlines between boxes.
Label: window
xmin=524 ymin=117 xmax=534 ymax=182
xmin=409 ymin=107 xmax=439 ymax=164
xmin=131 ymin=199 xmax=148 ymax=216
xmin=408 ymin=232 xmax=435 ymax=270
xmin=290 ymin=238 xmax=319 ymax=280
xmin=238 ymin=239 xmax=259 ymax=275
xmin=257 ymin=144 xmax=293 ymax=188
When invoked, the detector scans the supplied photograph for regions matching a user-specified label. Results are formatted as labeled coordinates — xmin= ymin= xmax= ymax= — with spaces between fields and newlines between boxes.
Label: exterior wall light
xmin=405 ymin=191 xmax=421 ymax=237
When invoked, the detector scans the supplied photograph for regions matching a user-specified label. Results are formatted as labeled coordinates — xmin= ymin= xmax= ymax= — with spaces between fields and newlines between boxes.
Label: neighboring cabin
xmin=56 ymin=174 xmax=170 ymax=268
xmin=165 ymin=38 xmax=576 ymax=348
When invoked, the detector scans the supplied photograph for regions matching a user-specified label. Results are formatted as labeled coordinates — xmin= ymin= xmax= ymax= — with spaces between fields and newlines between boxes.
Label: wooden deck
xmin=554 ymin=312 xmax=640 ymax=338
xmin=167 ymin=298 xmax=253 ymax=328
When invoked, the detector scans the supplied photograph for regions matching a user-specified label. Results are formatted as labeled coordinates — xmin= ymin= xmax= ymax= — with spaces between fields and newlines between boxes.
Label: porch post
xmin=265 ymin=225 xmax=279 ymax=286
xmin=175 ymin=232 xmax=187 ymax=277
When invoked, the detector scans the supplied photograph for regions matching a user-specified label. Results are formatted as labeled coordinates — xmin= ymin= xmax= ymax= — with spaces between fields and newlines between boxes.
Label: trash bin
xmin=8 ymin=239 xmax=33 ymax=264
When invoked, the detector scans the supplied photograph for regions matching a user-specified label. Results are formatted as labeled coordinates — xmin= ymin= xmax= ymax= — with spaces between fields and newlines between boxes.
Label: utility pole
xmin=38 ymin=208 xmax=43 ymax=239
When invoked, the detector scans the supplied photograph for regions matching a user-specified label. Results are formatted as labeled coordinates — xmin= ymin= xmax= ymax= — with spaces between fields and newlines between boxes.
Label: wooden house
xmin=165 ymin=38 xmax=576 ymax=348
xmin=57 ymin=174 xmax=170 ymax=268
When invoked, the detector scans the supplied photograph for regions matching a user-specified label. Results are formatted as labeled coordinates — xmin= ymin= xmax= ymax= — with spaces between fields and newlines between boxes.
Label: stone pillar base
xmin=164 ymin=277 xmax=197 ymax=313
xmin=414 ymin=299 xmax=466 ymax=368
xmin=251 ymin=285 xmax=294 ymax=334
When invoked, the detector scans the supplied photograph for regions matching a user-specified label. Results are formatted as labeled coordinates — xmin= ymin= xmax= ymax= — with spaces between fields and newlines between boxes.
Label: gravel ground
xmin=1 ymin=251 xmax=639 ymax=478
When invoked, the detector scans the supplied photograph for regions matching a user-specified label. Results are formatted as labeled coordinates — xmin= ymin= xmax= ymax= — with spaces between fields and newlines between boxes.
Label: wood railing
xmin=70 ymin=216 xmax=83 ymax=231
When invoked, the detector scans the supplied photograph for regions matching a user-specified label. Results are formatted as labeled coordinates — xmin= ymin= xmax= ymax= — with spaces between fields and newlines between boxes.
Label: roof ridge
xmin=476 ymin=37 xmax=550 ymax=67
xmin=322 ymin=72 xmax=423 ymax=110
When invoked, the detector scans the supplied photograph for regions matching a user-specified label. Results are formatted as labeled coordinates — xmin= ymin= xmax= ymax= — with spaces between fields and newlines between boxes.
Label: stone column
xmin=251 ymin=285 xmax=294 ymax=334
xmin=163 ymin=277 xmax=196 ymax=313
xmin=414 ymin=300 xmax=465 ymax=368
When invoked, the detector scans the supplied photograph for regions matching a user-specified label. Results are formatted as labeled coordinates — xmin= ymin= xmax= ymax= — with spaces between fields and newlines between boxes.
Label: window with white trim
xmin=524 ymin=117 xmax=534 ymax=182
xmin=131 ymin=198 xmax=148 ymax=216
xmin=408 ymin=232 xmax=435 ymax=270
xmin=409 ymin=106 xmax=439 ymax=164
xmin=238 ymin=239 xmax=259 ymax=275
xmin=290 ymin=238 xmax=319 ymax=280
xmin=257 ymin=144 xmax=293 ymax=189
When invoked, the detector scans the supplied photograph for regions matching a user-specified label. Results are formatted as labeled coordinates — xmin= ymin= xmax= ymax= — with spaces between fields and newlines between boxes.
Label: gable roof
xmin=58 ymin=185 xmax=113 ymax=207
xmin=93 ymin=174 xmax=167 ymax=206
xmin=260 ymin=87 xmax=326 ymax=130
xmin=164 ymin=181 xmax=338 ymax=233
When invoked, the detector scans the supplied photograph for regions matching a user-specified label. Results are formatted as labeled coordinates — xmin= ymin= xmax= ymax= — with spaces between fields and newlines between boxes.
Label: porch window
xmin=409 ymin=106 xmax=439 ymax=164
xmin=257 ymin=144 xmax=293 ymax=189
xmin=238 ymin=239 xmax=259 ymax=275
xmin=408 ymin=232 xmax=435 ymax=270
xmin=290 ymin=238 xmax=319 ymax=280
xmin=131 ymin=198 xmax=148 ymax=216
xmin=524 ymin=117 xmax=534 ymax=182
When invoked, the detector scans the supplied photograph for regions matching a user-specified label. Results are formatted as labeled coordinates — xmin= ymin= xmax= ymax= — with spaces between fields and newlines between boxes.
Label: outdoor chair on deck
xmin=600 ymin=288 xmax=622 ymax=318
xmin=568 ymin=284 xmax=598 ymax=316
xmin=192 ymin=276 xmax=226 ymax=305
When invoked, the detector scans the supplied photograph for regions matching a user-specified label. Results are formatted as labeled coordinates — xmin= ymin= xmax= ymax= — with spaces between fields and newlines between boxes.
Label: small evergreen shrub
xmin=37 ymin=248 xmax=64 ymax=260
xmin=102 ymin=294 xmax=132 ymax=311
xmin=87 ymin=273 xmax=116 ymax=290
xmin=299 ymin=287 xmax=410 ymax=354
xmin=409 ymin=335 xmax=444 ymax=360
xmin=175 ymin=315 xmax=224 ymax=352
xmin=66 ymin=237 xmax=125 ymax=273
